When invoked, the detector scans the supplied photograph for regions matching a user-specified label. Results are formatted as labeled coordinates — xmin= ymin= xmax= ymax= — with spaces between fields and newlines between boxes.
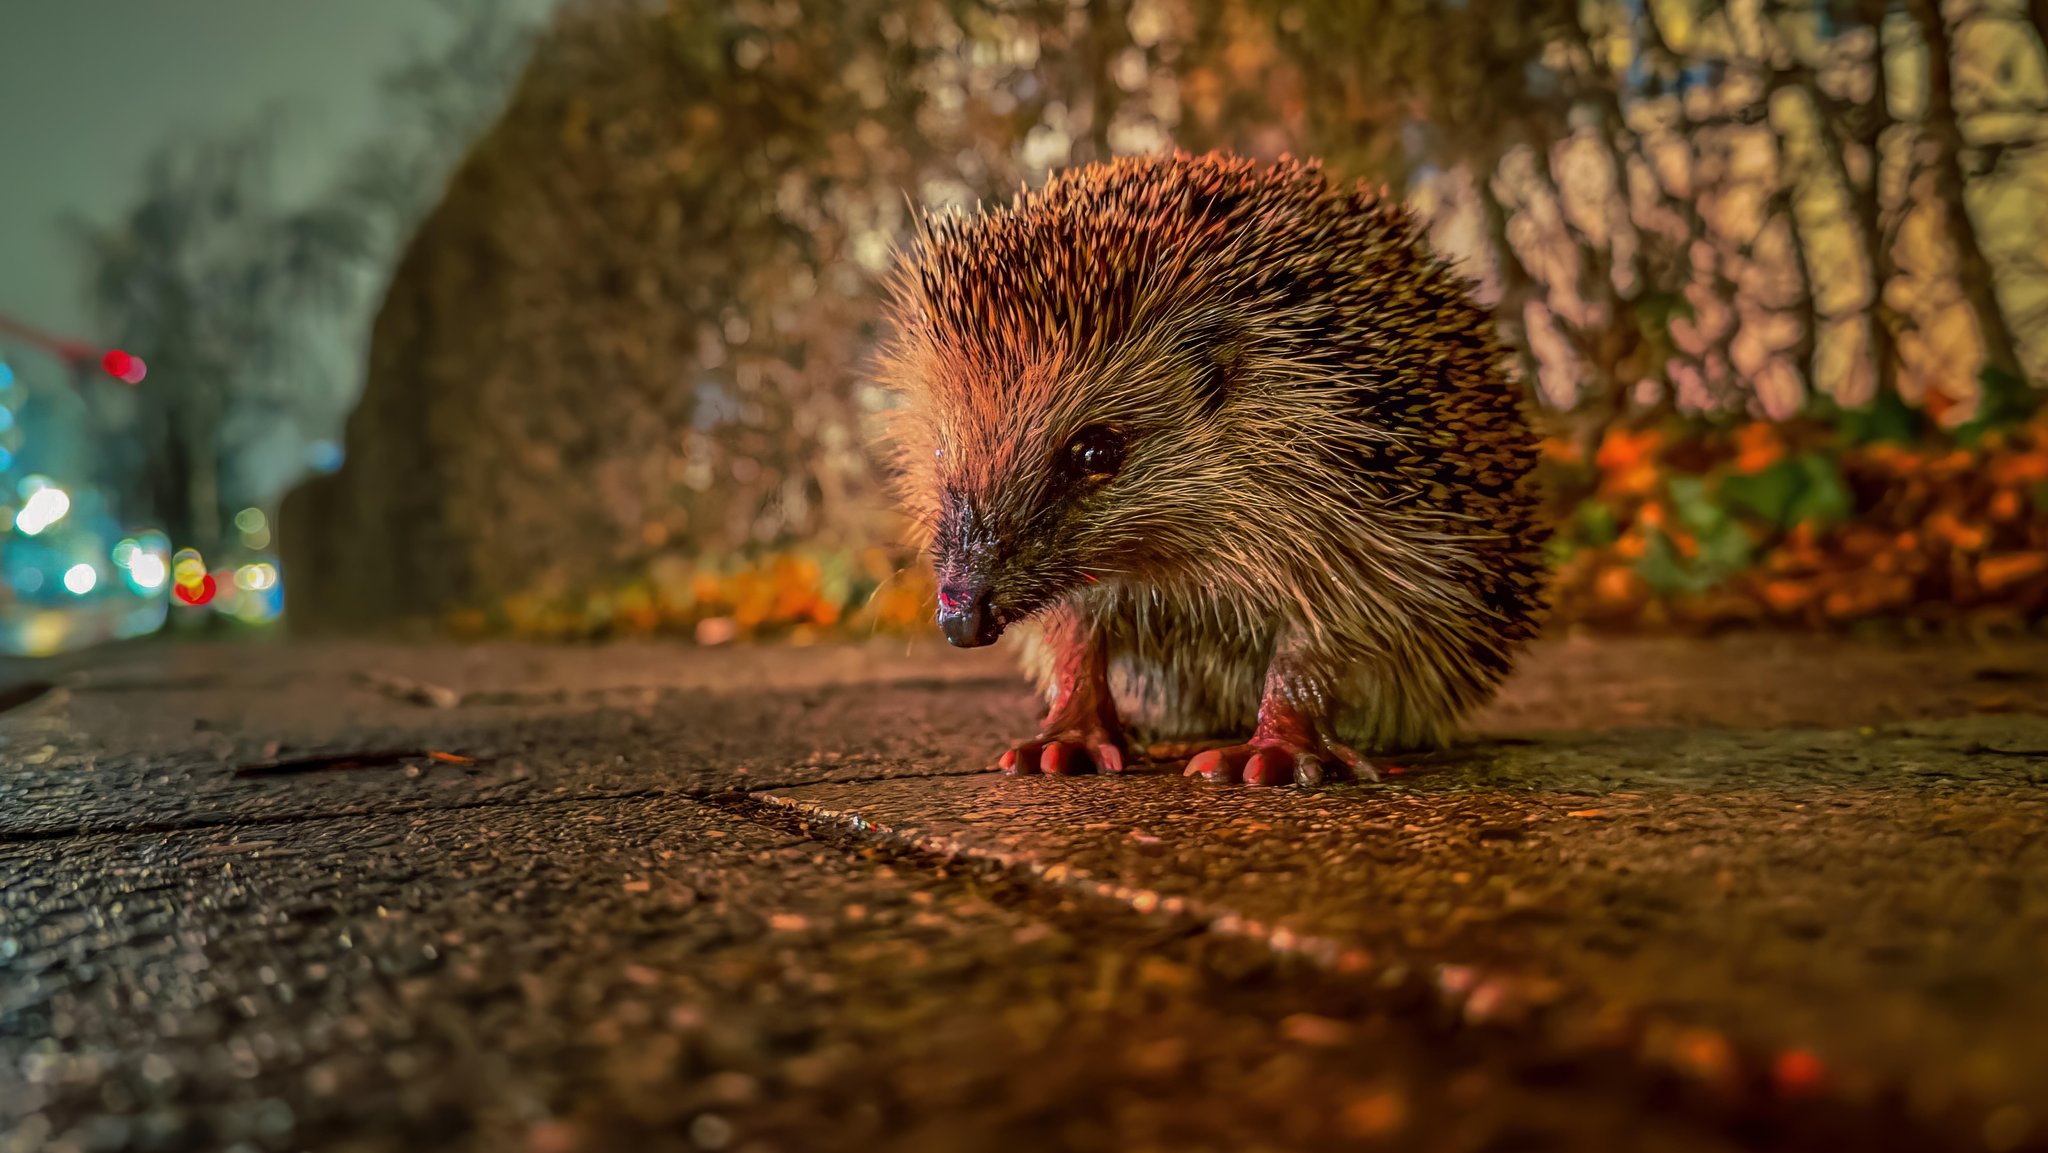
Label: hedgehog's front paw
xmin=998 ymin=728 xmax=1127 ymax=776
xmin=1183 ymin=738 xmax=1376 ymax=787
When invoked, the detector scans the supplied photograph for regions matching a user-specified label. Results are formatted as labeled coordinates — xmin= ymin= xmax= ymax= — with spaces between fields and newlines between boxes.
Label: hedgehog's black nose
xmin=937 ymin=580 xmax=1002 ymax=648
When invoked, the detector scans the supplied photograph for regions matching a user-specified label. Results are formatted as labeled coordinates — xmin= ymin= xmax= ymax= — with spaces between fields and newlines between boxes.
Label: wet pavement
xmin=3 ymin=633 xmax=2048 ymax=1153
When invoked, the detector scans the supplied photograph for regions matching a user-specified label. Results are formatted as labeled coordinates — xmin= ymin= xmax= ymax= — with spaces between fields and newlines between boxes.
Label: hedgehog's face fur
xmin=884 ymin=299 xmax=1263 ymax=647
xmin=875 ymin=155 xmax=1332 ymax=647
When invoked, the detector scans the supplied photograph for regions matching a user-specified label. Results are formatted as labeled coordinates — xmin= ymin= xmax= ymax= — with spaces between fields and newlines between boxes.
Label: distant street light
xmin=0 ymin=309 xmax=143 ymax=384
xmin=101 ymin=349 xmax=148 ymax=384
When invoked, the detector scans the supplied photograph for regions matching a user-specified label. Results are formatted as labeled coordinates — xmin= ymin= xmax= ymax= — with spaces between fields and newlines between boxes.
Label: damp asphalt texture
xmin=4 ymin=633 xmax=2048 ymax=1153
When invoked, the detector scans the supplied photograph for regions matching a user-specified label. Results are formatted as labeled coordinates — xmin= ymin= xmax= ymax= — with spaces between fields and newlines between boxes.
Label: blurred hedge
xmin=280 ymin=0 xmax=2048 ymax=639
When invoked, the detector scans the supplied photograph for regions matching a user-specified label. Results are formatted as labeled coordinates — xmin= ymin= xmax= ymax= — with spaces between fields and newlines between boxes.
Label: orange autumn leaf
xmin=1987 ymin=452 xmax=2048 ymax=488
xmin=1931 ymin=449 xmax=1974 ymax=474
xmin=1595 ymin=427 xmax=1664 ymax=496
xmin=1595 ymin=565 xmax=1644 ymax=605
xmin=1731 ymin=423 xmax=1784 ymax=474
xmin=1978 ymin=552 xmax=2048 ymax=592
xmin=1821 ymin=574 xmax=1914 ymax=619
xmin=1758 ymin=580 xmax=1815 ymax=613
xmin=1927 ymin=510 xmax=1989 ymax=553
xmin=1596 ymin=426 xmax=1662 ymax=471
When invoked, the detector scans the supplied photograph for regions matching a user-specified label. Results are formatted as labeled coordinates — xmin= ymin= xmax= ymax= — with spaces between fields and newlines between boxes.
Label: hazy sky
xmin=0 ymin=0 xmax=552 ymax=358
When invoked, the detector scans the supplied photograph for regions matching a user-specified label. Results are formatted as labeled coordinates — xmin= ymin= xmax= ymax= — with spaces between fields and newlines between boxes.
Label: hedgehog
xmin=877 ymin=151 xmax=1549 ymax=786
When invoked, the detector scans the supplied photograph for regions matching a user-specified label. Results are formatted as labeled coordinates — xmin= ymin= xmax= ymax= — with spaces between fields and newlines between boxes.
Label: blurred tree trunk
xmin=182 ymin=395 xmax=225 ymax=557
xmin=1474 ymin=150 xmax=1543 ymax=391
xmin=1903 ymin=0 xmax=2026 ymax=381
xmin=1771 ymin=178 xmax=1822 ymax=404
xmin=1795 ymin=43 xmax=1901 ymax=400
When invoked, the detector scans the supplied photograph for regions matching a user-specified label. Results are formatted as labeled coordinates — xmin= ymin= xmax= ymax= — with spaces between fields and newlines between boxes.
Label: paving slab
xmin=2 ymin=793 xmax=1817 ymax=1153
xmin=4 ymin=633 xmax=2039 ymax=843
xmin=4 ymin=634 xmax=2048 ymax=1153
xmin=0 ymin=640 xmax=1029 ymax=841
xmin=761 ymin=717 xmax=2048 ymax=1125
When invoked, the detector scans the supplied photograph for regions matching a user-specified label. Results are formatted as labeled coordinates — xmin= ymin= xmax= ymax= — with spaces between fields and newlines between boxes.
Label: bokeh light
xmin=236 ymin=507 xmax=271 ymax=549
xmin=117 ymin=534 xmax=171 ymax=594
xmin=171 ymin=549 xmax=206 ymax=587
xmin=14 ymin=481 xmax=71 ymax=536
xmin=127 ymin=552 xmax=168 ymax=591
xmin=170 ymin=548 xmax=215 ymax=606
xmin=172 ymin=573 xmax=217 ymax=607
xmin=62 ymin=564 xmax=98 ymax=595
xmin=100 ymin=349 xmax=147 ymax=383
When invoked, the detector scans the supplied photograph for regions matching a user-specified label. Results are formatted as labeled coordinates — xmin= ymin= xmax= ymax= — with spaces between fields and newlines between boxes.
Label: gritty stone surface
xmin=3 ymin=634 xmax=2047 ymax=1153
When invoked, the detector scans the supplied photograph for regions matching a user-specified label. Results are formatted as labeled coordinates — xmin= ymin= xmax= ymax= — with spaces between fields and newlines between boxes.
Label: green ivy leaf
xmin=1833 ymin=388 xmax=1925 ymax=446
xmin=1720 ymin=459 xmax=1802 ymax=526
xmin=1695 ymin=517 xmax=1755 ymax=576
xmin=1636 ymin=529 xmax=1721 ymax=596
xmin=1665 ymin=474 xmax=1725 ymax=534
xmin=1635 ymin=529 xmax=1690 ymax=594
xmin=1720 ymin=453 xmax=1853 ymax=529
xmin=1575 ymin=499 xmax=1619 ymax=546
xmin=1786 ymin=453 xmax=1853 ymax=526
xmin=1954 ymin=366 xmax=2042 ymax=445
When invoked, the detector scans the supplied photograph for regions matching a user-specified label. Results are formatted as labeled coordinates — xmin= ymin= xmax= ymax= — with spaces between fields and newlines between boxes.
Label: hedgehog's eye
xmin=1062 ymin=424 xmax=1126 ymax=483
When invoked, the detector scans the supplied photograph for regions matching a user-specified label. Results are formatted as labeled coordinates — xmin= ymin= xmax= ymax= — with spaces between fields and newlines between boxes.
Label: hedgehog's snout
xmin=936 ymin=578 xmax=1002 ymax=648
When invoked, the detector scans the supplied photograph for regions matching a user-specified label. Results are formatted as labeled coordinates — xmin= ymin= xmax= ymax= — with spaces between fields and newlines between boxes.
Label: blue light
xmin=0 ymin=448 xmax=13 ymax=472
xmin=0 ymin=362 xmax=13 ymax=389
xmin=308 ymin=440 xmax=344 ymax=473
xmin=0 ymin=407 xmax=13 ymax=432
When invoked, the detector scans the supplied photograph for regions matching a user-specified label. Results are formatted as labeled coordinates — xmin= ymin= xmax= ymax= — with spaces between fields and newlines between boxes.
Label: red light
xmin=173 ymin=574 xmax=217 ymax=606
xmin=101 ymin=349 xmax=146 ymax=384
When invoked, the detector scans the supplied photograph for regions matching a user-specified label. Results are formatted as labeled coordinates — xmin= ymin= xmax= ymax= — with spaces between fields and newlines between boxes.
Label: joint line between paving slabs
xmin=711 ymin=788 xmax=2022 ymax=1153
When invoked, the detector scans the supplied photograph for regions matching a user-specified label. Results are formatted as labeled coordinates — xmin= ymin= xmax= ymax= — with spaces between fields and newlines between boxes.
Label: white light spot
xmin=128 ymin=553 xmax=168 ymax=590
xmin=62 ymin=564 xmax=97 ymax=595
xmin=14 ymin=487 xmax=70 ymax=535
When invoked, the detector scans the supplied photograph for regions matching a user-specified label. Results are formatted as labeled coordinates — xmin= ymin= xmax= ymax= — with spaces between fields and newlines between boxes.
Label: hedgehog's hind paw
xmin=1184 ymin=737 xmax=1377 ymax=787
xmin=998 ymin=729 xmax=1128 ymax=776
